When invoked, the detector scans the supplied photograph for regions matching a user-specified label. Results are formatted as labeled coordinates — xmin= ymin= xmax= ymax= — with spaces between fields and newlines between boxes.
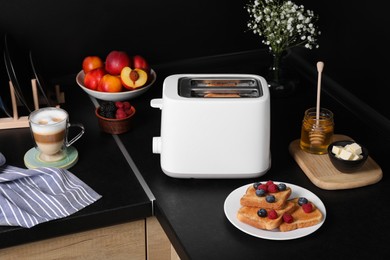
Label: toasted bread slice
xmin=240 ymin=185 xmax=292 ymax=209
xmin=279 ymin=198 xmax=323 ymax=232
xmin=237 ymin=200 xmax=296 ymax=230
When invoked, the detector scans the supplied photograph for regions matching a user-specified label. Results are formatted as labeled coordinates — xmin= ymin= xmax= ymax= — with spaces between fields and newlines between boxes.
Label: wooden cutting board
xmin=289 ymin=134 xmax=383 ymax=190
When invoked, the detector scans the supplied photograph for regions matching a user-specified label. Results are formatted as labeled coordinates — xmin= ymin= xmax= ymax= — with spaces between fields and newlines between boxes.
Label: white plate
xmin=76 ymin=69 xmax=156 ymax=101
xmin=224 ymin=182 xmax=326 ymax=240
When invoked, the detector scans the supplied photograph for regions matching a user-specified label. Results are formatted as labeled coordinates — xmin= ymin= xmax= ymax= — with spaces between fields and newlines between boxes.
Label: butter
xmin=332 ymin=142 xmax=363 ymax=161
xmin=338 ymin=149 xmax=354 ymax=160
xmin=345 ymin=143 xmax=362 ymax=155
xmin=331 ymin=145 xmax=342 ymax=156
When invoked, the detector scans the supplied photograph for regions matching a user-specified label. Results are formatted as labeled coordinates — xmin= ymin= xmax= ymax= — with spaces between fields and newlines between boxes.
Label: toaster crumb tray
xmin=289 ymin=134 xmax=382 ymax=190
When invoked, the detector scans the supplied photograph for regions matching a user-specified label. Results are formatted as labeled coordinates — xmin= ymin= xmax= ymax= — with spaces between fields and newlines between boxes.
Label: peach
xmin=133 ymin=55 xmax=150 ymax=73
xmin=105 ymin=50 xmax=131 ymax=75
xmin=97 ymin=74 xmax=123 ymax=92
xmin=82 ymin=56 xmax=104 ymax=74
xmin=84 ymin=68 xmax=106 ymax=90
xmin=120 ymin=67 xmax=148 ymax=90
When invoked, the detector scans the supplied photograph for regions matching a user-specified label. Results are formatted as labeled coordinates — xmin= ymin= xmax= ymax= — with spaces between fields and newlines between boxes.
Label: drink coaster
xmin=24 ymin=146 xmax=78 ymax=169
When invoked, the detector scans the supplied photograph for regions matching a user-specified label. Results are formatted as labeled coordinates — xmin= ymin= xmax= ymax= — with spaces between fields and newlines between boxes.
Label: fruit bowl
xmin=76 ymin=69 xmax=156 ymax=101
xmin=327 ymin=140 xmax=368 ymax=173
xmin=95 ymin=105 xmax=136 ymax=134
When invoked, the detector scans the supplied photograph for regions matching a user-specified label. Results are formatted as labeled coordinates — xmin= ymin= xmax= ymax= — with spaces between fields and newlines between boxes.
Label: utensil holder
xmin=0 ymin=79 xmax=65 ymax=129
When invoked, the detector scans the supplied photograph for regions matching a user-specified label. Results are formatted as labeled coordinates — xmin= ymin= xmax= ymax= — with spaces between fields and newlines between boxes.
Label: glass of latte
xmin=28 ymin=107 xmax=85 ymax=162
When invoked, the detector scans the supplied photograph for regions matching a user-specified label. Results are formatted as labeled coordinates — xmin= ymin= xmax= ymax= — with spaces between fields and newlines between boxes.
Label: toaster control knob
xmin=152 ymin=137 xmax=162 ymax=154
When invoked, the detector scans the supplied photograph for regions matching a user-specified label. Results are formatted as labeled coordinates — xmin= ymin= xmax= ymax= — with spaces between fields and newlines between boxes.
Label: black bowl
xmin=327 ymin=140 xmax=368 ymax=173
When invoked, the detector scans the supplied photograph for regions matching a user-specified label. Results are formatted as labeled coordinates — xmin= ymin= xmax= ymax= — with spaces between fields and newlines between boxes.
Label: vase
xmin=267 ymin=51 xmax=298 ymax=98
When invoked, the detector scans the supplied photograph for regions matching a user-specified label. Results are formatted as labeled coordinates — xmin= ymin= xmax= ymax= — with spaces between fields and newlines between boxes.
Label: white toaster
xmin=151 ymin=74 xmax=271 ymax=178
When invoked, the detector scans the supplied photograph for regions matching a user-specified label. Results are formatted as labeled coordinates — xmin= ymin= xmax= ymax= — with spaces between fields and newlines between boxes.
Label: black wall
xmin=0 ymin=0 xmax=259 ymax=76
xmin=0 ymin=0 xmax=388 ymax=120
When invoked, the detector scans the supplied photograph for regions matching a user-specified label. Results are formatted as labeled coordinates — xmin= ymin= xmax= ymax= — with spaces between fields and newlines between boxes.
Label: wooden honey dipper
xmin=309 ymin=61 xmax=325 ymax=145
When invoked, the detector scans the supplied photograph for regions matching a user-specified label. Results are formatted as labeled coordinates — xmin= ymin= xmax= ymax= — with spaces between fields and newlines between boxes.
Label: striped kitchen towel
xmin=0 ymin=154 xmax=102 ymax=228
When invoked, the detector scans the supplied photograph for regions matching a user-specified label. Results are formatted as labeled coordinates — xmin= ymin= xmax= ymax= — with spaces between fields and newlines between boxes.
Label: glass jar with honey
xmin=300 ymin=107 xmax=334 ymax=154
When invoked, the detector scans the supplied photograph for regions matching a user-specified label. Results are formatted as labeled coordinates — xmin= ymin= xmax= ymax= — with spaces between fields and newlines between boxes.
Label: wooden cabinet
xmin=0 ymin=217 xmax=179 ymax=260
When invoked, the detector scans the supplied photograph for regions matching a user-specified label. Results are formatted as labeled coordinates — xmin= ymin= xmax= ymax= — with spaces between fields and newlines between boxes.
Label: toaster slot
xmin=178 ymin=77 xmax=262 ymax=98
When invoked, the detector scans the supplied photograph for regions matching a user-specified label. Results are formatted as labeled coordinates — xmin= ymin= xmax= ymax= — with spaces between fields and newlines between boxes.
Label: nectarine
xmin=98 ymin=74 xmax=123 ymax=92
xmin=84 ymin=68 xmax=106 ymax=90
xmin=82 ymin=56 xmax=104 ymax=74
xmin=120 ymin=67 xmax=148 ymax=90
xmin=105 ymin=51 xmax=131 ymax=75
xmin=133 ymin=55 xmax=150 ymax=73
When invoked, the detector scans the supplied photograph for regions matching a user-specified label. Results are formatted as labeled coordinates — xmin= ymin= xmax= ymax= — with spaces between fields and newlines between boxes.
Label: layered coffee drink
xmin=29 ymin=108 xmax=68 ymax=162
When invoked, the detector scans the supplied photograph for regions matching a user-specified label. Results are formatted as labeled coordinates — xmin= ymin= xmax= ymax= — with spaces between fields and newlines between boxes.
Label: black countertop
xmin=1 ymin=49 xmax=389 ymax=259
xmin=0 ymin=77 xmax=153 ymax=248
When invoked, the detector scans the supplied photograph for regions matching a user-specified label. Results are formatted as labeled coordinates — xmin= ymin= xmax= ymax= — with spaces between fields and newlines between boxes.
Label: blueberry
xmin=253 ymin=182 xmax=262 ymax=189
xmin=278 ymin=183 xmax=287 ymax=191
xmin=298 ymin=197 xmax=308 ymax=206
xmin=257 ymin=208 xmax=267 ymax=217
xmin=255 ymin=189 xmax=266 ymax=197
xmin=266 ymin=195 xmax=275 ymax=203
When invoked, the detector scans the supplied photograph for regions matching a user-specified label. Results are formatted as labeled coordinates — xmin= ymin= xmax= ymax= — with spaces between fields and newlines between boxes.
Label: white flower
xmin=245 ymin=0 xmax=320 ymax=54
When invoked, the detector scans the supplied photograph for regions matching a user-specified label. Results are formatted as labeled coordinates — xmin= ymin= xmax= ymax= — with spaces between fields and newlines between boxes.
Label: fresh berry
xmin=123 ymin=101 xmax=131 ymax=109
xmin=116 ymin=108 xmax=127 ymax=119
xmin=298 ymin=197 xmax=308 ymax=206
xmin=257 ymin=184 xmax=268 ymax=192
xmin=255 ymin=189 xmax=266 ymax=197
xmin=105 ymin=111 xmax=115 ymax=119
xmin=302 ymin=203 xmax=313 ymax=213
xmin=265 ymin=195 xmax=275 ymax=203
xmin=268 ymin=209 xmax=278 ymax=219
xmin=125 ymin=108 xmax=133 ymax=115
xmin=253 ymin=182 xmax=262 ymax=189
xmin=99 ymin=101 xmax=133 ymax=119
xmin=99 ymin=101 xmax=117 ymax=118
xmin=257 ymin=208 xmax=267 ymax=218
xmin=105 ymin=101 xmax=117 ymax=112
xmin=277 ymin=183 xmax=287 ymax=191
xmin=115 ymin=101 xmax=124 ymax=108
xmin=268 ymin=183 xmax=279 ymax=193
xmin=266 ymin=180 xmax=274 ymax=186
xmin=283 ymin=213 xmax=293 ymax=223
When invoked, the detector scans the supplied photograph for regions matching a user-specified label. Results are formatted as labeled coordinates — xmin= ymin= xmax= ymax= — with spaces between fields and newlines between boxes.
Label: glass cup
xmin=28 ymin=107 xmax=85 ymax=162
xmin=300 ymin=107 xmax=334 ymax=155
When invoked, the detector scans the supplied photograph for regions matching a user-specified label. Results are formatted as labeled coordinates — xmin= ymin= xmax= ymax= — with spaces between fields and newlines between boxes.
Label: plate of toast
xmin=224 ymin=181 xmax=326 ymax=240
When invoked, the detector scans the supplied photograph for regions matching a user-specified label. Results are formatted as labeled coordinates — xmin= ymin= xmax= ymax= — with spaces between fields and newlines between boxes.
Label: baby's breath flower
xmin=245 ymin=0 xmax=320 ymax=55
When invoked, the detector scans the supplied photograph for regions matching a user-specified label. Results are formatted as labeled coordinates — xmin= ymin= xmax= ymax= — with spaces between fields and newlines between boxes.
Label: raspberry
xmin=266 ymin=180 xmax=274 ymax=186
xmin=268 ymin=209 xmax=278 ymax=219
xmin=115 ymin=101 xmax=124 ymax=108
xmin=302 ymin=203 xmax=313 ymax=213
xmin=257 ymin=184 xmax=268 ymax=192
xmin=123 ymin=101 xmax=131 ymax=109
xmin=268 ymin=183 xmax=279 ymax=193
xmin=125 ymin=108 xmax=133 ymax=115
xmin=283 ymin=213 xmax=293 ymax=223
xmin=116 ymin=108 xmax=127 ymax=119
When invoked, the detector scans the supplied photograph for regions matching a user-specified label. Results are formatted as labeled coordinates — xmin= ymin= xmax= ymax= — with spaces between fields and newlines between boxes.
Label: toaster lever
xmin=150 ymin=98 xmax=163 ymax=109
xmin=152 ymin=137 xmax=161 ymax=154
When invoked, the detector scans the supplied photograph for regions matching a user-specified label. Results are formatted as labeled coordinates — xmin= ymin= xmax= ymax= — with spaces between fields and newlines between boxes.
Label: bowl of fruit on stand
xmin=76 ymin=50 xmax=156 ymax=101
